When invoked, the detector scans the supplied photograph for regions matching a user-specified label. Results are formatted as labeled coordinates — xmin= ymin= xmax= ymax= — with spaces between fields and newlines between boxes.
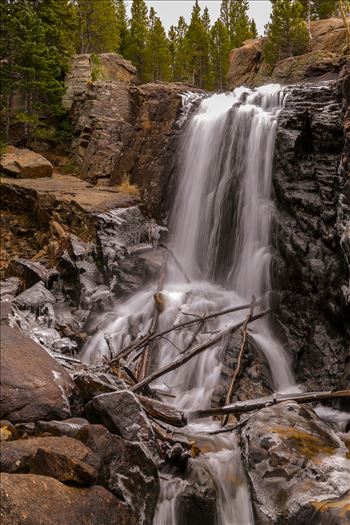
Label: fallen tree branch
xmin=108 ymin=301 xmax=260 ymax=367
xmin=136 ymin=389 xmax=350 ymax=428
xmin=136 ymin=394 xmax=187 ymax=428
xmin=159 ymin=243 xmax=190 ymax=283
xmin=152 ymin=422 xmax=192 ymax=448
xmin=137 ymin=252 xmax=168 ymax=381
xmin=189 ymin=390 xmax=350 ymax=421
xmin=180 ymin=317 xmax=205 ymax=354
xmin=222 ymin=296 xmax=256 ymax=426
xmin=131 ymin=310 xmax=270 ymax=393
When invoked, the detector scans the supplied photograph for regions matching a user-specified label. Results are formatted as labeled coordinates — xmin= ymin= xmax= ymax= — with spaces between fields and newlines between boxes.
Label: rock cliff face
xmin=228 ymin=18 xmax=348 ymax=88
xmin=271 ymin=68 xmax=350 ymax=391
xmin=63 ymin=53 xmax=136 ymax=110
xmin=65 ymin=54 xmax=201 ymax=222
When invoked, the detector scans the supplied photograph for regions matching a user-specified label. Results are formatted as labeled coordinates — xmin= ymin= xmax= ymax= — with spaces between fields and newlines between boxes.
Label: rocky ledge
xmin=228 ymin=18 xmax=348 ymax=88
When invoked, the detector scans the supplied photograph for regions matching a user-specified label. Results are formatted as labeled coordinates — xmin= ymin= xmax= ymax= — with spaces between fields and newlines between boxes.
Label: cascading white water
xmin=81 ymin=85 xmax=299 ymax=524
xmin=169 ymin=85 xmax=296 ymax=393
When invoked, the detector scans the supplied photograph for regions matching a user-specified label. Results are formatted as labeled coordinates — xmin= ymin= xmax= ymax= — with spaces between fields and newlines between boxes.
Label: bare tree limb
xmin=107 ymin=301 xmax=259 ymax=367
xmin=137 ymin=252 xmax=168 ymax=380
xmin=189 ymin=390 xmax=350 ymax=421
xmin=131 ymin=310 xmax=270 ymax=393
xmin=222 ymin=296 xmax=256 ymax=426
xmin=159 ymin=243 xmax=190 ymax=283
xmin=136 ymin=390 xmax=350 ymax=428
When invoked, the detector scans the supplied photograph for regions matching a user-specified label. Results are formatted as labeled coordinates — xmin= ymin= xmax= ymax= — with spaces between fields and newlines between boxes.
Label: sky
xmin=126 ymin=1 xmax=272 ymax=36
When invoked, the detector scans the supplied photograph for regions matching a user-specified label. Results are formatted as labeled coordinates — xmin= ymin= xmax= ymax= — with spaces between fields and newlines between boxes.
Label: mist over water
xmin=82 ymin=85 xmax=298 ymax=524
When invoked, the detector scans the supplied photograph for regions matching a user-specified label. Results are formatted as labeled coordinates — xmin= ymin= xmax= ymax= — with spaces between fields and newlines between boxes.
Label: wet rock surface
xmin=242 ymin=401 xmax=350 ymax=525
xmin=84 ymin=390 xmax=160 ymax=458
xmin=175 ymin=463 xmax=218 ymax=525
xmin=0 ymin=325 xmax=74 ymax=423
xmin=76 ymin=424 xmax=160 ymax=525
xmin=271 ymin=77 xmax=350 ymax=390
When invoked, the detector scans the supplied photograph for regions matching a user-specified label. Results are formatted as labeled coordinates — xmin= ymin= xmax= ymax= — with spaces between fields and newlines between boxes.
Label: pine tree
xmin=311 ymin=0 xmax=339 ymax=18
xmin=74 ymin=0 xmax=119 ymax=54
xmin=0 ymin=0 xmax=76 ymax=144
xmin=220 ymin=0 xmax=253 ymax=49
xmin=210 ymin=19 xmax=230 ymax=90
xmin=168 ymin=25 xmax=177 ymax=81
xmin=116 ymin=0 xmax=129 ymax=57
xmin=126 ymin=0 xmax=149 ymax=82
xmin=251 ymin=19 xmax=258 ymax=38
xmin=231 ymin=0 xmax=254 ymax=48
xmin=184 ymin=0 xmax=209 ymax=88
xmin=201 ymin=7 xmax=212 ymax=88
xmin=145 ymin=7 xmax=171 ymax=82
xmin=264 ymin=0 xmax=309 ymax=67
xmin=169 ymin=16 xmax=189 ymax=82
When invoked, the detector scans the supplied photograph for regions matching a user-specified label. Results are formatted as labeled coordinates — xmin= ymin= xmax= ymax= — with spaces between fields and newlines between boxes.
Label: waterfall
xmin=81 ymin=85 xmax=299 ymax=524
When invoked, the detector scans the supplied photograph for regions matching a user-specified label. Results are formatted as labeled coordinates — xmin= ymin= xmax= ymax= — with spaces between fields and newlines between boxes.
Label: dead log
xmin=136 ymin=394 xmax=188 ymax=428
xmin=136 ymin=390 xmax=350 ymax=428
xmin=189 ymin=390 xmax=350 ymax=421
xmin=222 ymin=296 xmax=256 ymax=426
xmin=131 ymin=310 xmax=270 ymax=393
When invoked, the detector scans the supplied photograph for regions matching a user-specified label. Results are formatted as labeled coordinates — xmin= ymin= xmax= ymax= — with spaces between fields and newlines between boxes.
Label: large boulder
xmin=175 ymin=462 xmax=218 ymax=525
xmin=84 ymin=390 xmax=160 ymax=458
xmin=242 ymin=401 xmax=350 ymax=525
xmin=0 ymin=325 xmax=74 ymax=423
xmin=0 ymin=146 xmax=53 ymax=178
xmin=77 ymin=424 xmax=160 ymax=525
xmin=0 ymin=473 xmax=136 ymax=525
xmin=271 ymin=50 xmax=344 ymax=84
xmin=0 ymin=435 xmax=99 ymax=486
xmin=13 ymin=281 xmax=56 ymax=310
xmin=227 ymin=37 xmax=264 ymax=88
xmin=311 ymin=18 xmax=349 ymax=54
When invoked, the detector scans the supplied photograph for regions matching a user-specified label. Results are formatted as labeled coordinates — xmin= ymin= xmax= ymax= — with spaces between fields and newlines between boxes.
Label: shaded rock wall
xmin=271 ymin=74 xmax=350 ymax=390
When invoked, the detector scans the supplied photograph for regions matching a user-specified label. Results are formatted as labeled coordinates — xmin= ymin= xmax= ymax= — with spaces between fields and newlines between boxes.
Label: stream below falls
xmin=82 ymin=86 xmax=306 ymax=524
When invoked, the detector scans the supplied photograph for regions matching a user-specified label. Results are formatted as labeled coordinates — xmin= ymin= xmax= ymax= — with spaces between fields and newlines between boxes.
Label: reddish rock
xmin=227 ymin=17 xmax=348 ymax=88
xmin=0 ymin=435 xmax=99 ymax=476
xmin=1 ymin=146 xmax=53 ymax=178
xmin=0 ymin=473 xmax=136 ymax=525
xmin=0 ymin=325 xmax=74 ymax=423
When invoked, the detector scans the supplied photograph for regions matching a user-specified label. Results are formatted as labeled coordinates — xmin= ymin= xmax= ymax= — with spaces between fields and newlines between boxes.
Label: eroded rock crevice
xmin=271 ymin=74 xmax=350 ymax=391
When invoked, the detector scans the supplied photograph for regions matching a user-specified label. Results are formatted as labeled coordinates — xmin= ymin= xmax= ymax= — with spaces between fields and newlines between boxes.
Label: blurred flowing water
xmin=82 ymin=86 xmax=299 ymax=524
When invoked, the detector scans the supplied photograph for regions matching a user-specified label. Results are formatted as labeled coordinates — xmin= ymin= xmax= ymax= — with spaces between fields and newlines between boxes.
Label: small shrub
xmin=116 ymin=175 xmax=140 ymax=196
xmin=60 ymin=158 xmax=80 ymax=175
